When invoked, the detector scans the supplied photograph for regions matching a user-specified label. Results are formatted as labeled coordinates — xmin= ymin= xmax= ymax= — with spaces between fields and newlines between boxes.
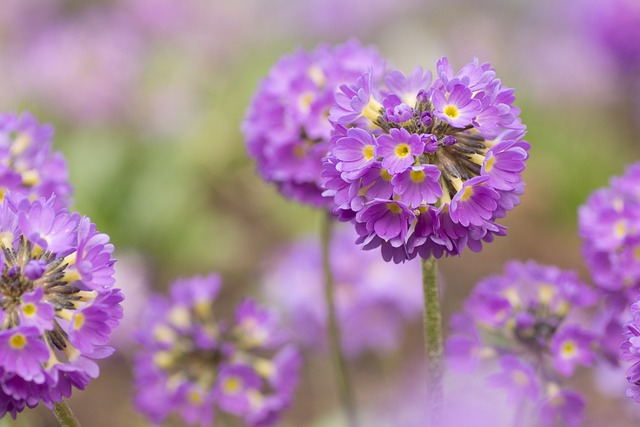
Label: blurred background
xmin=0 ymin=0 xmax=638 ymax=425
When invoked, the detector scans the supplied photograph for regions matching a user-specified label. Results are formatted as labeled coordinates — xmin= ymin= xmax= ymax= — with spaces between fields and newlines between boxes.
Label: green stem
xmin=53 ymin=401 xmax=81 ymax=427
xmin=321 ymin=213 xmax=358 ymax=427
xmin=421 ymin=256 xmax=443 ymax=426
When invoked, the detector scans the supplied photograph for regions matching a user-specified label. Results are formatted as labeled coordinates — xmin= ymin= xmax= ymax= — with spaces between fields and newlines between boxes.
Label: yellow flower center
xmin=188 ymin=391 xmax=203 ymax=405
xmin=614 ymin=220 xmax=627 ymax=239
xmin=561 ymin=340 xmax=577 ymax=359
xmin=394 ymin=143 xmax=411 ymax=158
xmin=444 ymin=105 xmax=459 ymax=119
xmin=9 ymin=333 xmax=27 ymax=350
xmin=410 ymin=170 xmax=426 ymax=183
xmin=298 ymin=92 xmax=314 ymax=112
xmin=380 ymin=169 xmax=393 ymax=182
xmin=512 ymin=370 xmax=529 ymax=386
xmin=223 ymin=377 xmax=242 ymax=395
xmin=22 ymin=303 xmax=37 ymax=317
xmin=387 ymin=203 xmax=402 ymax=214
xmin=635 ymin=246 xmax=640 ymax=261
xmin=362 ymin=145 xmax=375 ymax=161
xmin=460 ymin=186 xmax=474 ymax=201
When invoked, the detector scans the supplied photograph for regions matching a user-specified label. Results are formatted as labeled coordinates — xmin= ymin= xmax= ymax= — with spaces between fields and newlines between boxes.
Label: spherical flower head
xmin=133 ymin=275 xmax=300 ymax=427
xmin=0 ymin=112 xmax=72 ymax=208
xmin=242 ymin=40 xmax=385 ymax=208
xmin=446 ymin=260 xmax=596 ymax=425
xmin=323 ymin=57 xmax=528 ymax=262
xmin=579 ymin=162 xmax=640 ymax=293
xmin=0 ymin=193 xmax=122 ymax=418
xmin=262 ymin=225 xmax=422 ymax=357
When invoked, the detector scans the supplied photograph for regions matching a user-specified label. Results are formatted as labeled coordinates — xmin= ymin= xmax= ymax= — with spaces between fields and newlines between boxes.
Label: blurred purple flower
xmin=262 ymin=225 xmax=422 ymax=357
xmin=242 ymin=40 xmax=386 ymax=207
xmin=9 ymin=12 xmax=142 ymax=125
xmin=133 ymin=274 xmax=300 ymax=427
xmin=0 ymin=112 xmax=72 ymax=207
xmin=446 ymin=260 xmax=597 ymax=425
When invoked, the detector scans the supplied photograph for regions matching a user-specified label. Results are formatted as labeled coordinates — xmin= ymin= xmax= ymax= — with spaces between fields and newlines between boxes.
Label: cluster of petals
xmin=242 ymin=40 xmax=385 ymax=207
xmin=133 ymin=274 xmax=301 ymax=427
xmin=0 ymin=193 xmax=122 ymax=417
xmin=579 ymin=162 xmax=640 ymax=295
xmin=262 ymin=225 xmax=421 ymax=357
xmin=322 ymin=57 xmax=528 ymax=262
xmin=0 ymin=112 xmax=72 ymax=207
xmin=446 ymin=261 xmax=597 ymax=426
xmin=622 ymin=298 xmax=640 ymax=402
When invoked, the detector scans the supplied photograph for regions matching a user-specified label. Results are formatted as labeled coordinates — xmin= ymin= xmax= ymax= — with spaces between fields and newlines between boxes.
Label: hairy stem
xmin=53 ymin=401 xmax=81 ymax=427
xmin=321 ymin=213 xmax=358 ymax=427
xmin=422 ymin=256 xmax=443 ymax=426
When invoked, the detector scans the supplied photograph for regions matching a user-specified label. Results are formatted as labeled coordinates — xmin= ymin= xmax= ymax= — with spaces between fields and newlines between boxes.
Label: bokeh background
xmin=0 ymin=0 xmax=639 ymax=425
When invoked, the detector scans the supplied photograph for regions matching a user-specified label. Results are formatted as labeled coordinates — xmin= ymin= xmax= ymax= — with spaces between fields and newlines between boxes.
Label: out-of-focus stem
xmin=421 ymin=256 xmax=443 ymax=426
xmin=53 ymin=401 xmax=81 ymax=427
xmin=321 ymin=213 xmax=358 ymax=427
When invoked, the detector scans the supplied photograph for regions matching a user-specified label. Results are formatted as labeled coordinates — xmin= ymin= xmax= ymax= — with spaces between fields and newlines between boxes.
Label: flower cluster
xmin=579 ymin=162 xmax=640 ymax=296
xmin=0 ymin=112 xmax=72 ymax=206
xmin=446 ymin=261 xmax=597 ymax=426
xmin=622 ymin=298 xmax=640 ymax=402
xmin=242 ymin=40 xmax=385 ymax=207
xmin=0 ymin=193 xmax=122 ymax=418
xmin=133 ymin=274 xmax=301 ymax=427
xmin=262 ymin=225 xmax=421 ymax=357
xmin=322 ymin=57 xmax=528 ymax=262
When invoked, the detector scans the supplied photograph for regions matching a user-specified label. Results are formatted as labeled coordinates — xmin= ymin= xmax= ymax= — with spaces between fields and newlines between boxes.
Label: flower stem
xmin=421 ymin=256 xmax=443 ymax=426
xmin=321 ymin=213 xmax=358 ymax=427
xmin=52 ymin=401 xmax=81 ymax=427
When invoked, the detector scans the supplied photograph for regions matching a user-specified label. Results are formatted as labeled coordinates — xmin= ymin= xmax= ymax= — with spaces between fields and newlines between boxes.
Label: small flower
xmin=488 ymin=355 xmax=540 ymax=403
xmin=539 ymin=387 xmax=585 ymax=427
xmin=549 ymin=325 xmax=596 ymax=376
xmin=0 ymin=193 xmax=122 ymax=418
xmin=133 ymin=274 xmax=300 ymax=427
xmin=242 ymin=40 xmax=385 ymax=207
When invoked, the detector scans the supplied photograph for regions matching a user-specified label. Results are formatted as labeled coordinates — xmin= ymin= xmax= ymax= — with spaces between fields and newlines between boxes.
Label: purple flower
xmin=579 ymin=162 xmax=640 ymax=293
xmin=549 ymin=325 xmax=596 ymax=376
xmin=332 ymin=127 xmax=378 ymax=173
xmin=356 ymin=200 xmax=415 ymax=242
xmin=242 ymin=40 xmax=385 ymax=208
xmin=377 ymin=128 xmax=424 ymax=174
xmin=0 ymin=193 xmax=122 ymax=418
xmin=0 ymin=112 xmax=72 ymax=207
xmin=449 ymin=176 xmax=499 ymax=227
xmin=133 ymin=275 xmax=300 ymax=426
xmin=539 ymin=388 xmax=585 ymax=427
xmin=432 ymin=85 xmax=482 ymax=128
xmin=262 ymin=225 xmax=421 ymax=357
xmin=323 ymin=57 xmax=528 ymax=262
xmin=488 ymin=355 xmax=540 ymax=403
xmin=446 ymin=261 xmax=596 ymax=425
xmin=392 ymin=165 xmax=442 ymax=208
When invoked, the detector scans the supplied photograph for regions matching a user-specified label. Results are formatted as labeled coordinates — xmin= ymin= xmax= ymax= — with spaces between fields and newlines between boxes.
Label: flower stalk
xmin=53 ymin=401 xmax=81 ymax=427
xmin=321 ymin=213 xmax=358 ymax=427
xmin=422 ymin=256 xmax=443 ymax=426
